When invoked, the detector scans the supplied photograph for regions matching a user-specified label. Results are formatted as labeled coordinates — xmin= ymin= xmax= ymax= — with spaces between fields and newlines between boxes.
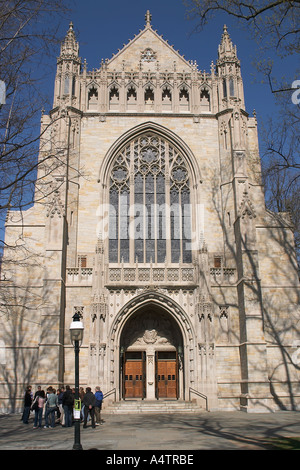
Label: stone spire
xmin=217 ymin=25 xmax=239 ymax=67
xmin=145 ymin=10 xmax=152 ymax=28
xmin=216 ymin=25 xmax=245 ymax=111
xmin=54 ymin=22 xmax=81 ymax=108
xmin=59 ymin=21 xmax=80 ymax=59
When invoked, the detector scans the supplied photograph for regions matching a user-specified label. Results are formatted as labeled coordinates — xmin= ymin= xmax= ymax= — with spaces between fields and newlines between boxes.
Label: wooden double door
xmin=155 ymin=351 xmax=178 ymax=399
xmin=123 ymin=350 xmax=178 ymax=399
xmin=123 ymin=351 xmax=146 ymax=399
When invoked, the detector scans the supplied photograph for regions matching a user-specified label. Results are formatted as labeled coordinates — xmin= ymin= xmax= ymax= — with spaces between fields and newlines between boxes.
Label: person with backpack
xmin=33 ymin=389 xmax=45 ymax=428
xmin=94 ymin=386 xmax=104 ymax=425
xmin=62 ymin=385 xmax=74 ymax=427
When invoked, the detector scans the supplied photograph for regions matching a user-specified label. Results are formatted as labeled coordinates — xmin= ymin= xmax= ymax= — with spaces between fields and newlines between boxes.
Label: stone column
xmin=146 ymin=347 xmax=156 ymax=399
xmin=233 ymin=178 xmax=270 ymax=410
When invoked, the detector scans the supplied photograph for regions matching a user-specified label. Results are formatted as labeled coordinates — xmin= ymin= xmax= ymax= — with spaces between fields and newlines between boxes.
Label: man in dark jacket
xmin=22 ymin=386 xmax=32 ymax=424
xmin=62 ymin=385 xmax=74 ymax=427
xmin=83 ymin=387 xmax=96 ymax=428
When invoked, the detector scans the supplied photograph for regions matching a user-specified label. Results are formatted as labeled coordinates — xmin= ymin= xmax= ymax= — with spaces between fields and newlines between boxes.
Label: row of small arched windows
xmin=87 ymin=85 xmax=211 ymax=111
xmin=62 ymin=76 xmax=235 ymax=110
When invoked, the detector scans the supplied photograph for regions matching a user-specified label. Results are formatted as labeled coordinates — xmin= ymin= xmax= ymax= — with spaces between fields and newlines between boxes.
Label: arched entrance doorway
xmin=119 ymin=305 xmax=184 ymax=400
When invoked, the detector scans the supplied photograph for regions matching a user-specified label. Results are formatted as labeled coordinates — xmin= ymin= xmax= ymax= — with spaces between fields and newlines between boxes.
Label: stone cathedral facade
xmin=1 ymin=12 xmax=300 ymax=412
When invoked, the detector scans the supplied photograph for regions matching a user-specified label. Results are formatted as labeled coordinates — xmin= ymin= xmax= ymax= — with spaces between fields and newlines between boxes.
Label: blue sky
xmin=58 ymin=0 xmax=293 ymax=128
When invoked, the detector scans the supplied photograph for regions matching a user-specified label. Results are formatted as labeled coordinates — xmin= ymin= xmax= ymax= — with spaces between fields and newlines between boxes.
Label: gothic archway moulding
xmin=108 ymin=289 xmax=196 ymax=393
xmin=110 ymin=289 xmax=195 ymax=343
xmin=97 ymin=120 xmax=202 ymax=188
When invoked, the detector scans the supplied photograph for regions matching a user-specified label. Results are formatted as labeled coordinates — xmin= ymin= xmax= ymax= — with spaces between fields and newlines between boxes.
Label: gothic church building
xmin=1 ymin=12 xmax=300 ymax=412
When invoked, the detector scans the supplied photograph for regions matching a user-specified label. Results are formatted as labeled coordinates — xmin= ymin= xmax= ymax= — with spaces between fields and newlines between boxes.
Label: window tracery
xmin=229 ymin=78 xmax=235 ymax=97
xmin=64 ymin=75 xmax=70 ymax=94
xmin=88 ymin=86 xmax=98 ymax=110
xmin=109 ymin=85 xmax=119 ymax=109
xmin=127 ymin=86 xmax=137 ymax=103
xmin=141 ymin=48 xmax=156 ymax=62
xmin=162 ymin=87 xmax=172 ymax=103
xmin=200 ymin=87 xmax=210 ymax=111
xmin=109 ymin=133 xmax=192 ymax=264
xmin=145 ymin=86 xmax=154 ymax=105
xmin=179 ymin=86 xmax=189 ymax=111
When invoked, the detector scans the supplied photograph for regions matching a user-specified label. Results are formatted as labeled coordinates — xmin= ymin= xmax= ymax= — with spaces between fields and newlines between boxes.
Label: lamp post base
xmin=73 ymin=444 xmax=83 ymax=450
xmin=73 ymin=419 xmax=83 ymax=450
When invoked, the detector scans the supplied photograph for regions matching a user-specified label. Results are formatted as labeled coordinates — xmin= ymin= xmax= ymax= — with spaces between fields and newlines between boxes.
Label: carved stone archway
xmin=120 ymin=305 xmax=183 ymax=399
xmin=109 ymin=289 xmax=195 ymax=401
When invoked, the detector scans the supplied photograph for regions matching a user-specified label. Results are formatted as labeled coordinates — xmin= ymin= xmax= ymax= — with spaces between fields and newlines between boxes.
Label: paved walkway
xmin=0 ymin=410 xmax=299 ymax=453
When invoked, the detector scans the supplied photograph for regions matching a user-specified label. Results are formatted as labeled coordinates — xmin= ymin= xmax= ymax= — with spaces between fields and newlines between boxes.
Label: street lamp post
xmin=70 ymin=310 xmax=84 ymax=450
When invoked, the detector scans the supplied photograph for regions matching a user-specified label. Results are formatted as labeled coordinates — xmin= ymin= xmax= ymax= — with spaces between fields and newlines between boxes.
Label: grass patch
xmin=266 ymin=437 xmax=300 ymax=450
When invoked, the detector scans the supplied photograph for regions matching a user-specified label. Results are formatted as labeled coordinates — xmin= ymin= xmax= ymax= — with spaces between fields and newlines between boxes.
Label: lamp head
xmin=70 ymin=311 xmax=84 ymax=345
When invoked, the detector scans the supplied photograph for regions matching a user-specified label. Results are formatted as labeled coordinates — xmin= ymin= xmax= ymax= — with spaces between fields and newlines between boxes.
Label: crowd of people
xmin=21 ymin=385 xmax=104 ymax=429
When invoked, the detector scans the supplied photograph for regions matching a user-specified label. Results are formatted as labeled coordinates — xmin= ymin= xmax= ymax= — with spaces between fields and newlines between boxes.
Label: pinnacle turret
xmin=59 ymin=21 xmax=80 ymax=59
xmin=217 ymin=25 xmax=240 ymax=71
xmin=216 ymin=25 xmax=244 ymax=110
xmin=218 ymin=25 xmax=237 ymax=60
xmin=54 ymin=22 xmax=81 ymax=108
xmin=145 ymin=10 xmax=152 ymax=28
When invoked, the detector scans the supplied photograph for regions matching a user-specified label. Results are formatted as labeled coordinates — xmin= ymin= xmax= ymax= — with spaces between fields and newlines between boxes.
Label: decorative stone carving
xmin=120 ymin=304 xmax=183 ymax=350
xmin=74 ymin=306 xmax=84 ymax=317
xmin=92 ymin=294 xmax=108 ymax=322
xmin=143 ymin=329 xmax=158 ymax=344
xmin=141 ymin=48 xmax=156 ymax=62
xmin=238 ymin=189 xmax=256 ymax=220
xmin=46 ymin=189 xmax=65 ymax=218
xmin=198 ymin=343 xmax=215 ymax=356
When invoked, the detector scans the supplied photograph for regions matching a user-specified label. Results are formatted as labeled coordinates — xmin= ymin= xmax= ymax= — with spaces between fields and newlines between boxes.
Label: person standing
xmin=22 ymin=386 xmax=32 ymax=424
xmin=44 ymin=387 xmax=58 ymax=428
xmin=58 ymin=386 xmax=65 ymax=425
xmin=34 ymin=386 xmax=42 ymax=399
xmin=83 ymin=387 xmax=96 ymax=428
xmin=94 ymin=386 xmax=104 ymax=425
xmin=79 ymin=387 xmax=85 ymax=422
xmin=33 ymin=390 xmax=45 ymax=428
xmin=62 ymin=385 xmax=74 ymax=427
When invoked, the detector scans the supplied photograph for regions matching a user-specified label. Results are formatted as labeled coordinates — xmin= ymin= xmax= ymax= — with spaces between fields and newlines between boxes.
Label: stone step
xmin=103 ymin=400 xmax=204 ymax=414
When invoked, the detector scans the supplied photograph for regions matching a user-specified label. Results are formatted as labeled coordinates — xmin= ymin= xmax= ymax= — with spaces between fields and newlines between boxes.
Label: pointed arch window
xmin=179 ymin=86 xmax=189 ymax=111
xmin=127 ymin=86 xmax=137 ymax=103
xmin=109 ymin=85 xmax=119 ymax=110
xmin=64 ymin=75 xmax=70 ymax=95
xmin=88 ymin=86 xmax=98 ymax=110
xmin=145 ymin=86 xmax=154 ymax=105
xmin=71 ymin=76 xmax=76 ymax=96
xmin=229 ymin=78 xmax=235 ymax=97
xmin=109 ymin=133 xmax=192 ymax=264
xmin=200 ymin=87 xmax=210 ymax=112
xmin=162 ymin=86 xmax=172 ymax=111
xmin=162 ymin=87 xmax=172 ymax=103
xmin=127 ymin=85 xmax=137 ymax=110
xmin=223 ymin=79 xmax=227 ymax=98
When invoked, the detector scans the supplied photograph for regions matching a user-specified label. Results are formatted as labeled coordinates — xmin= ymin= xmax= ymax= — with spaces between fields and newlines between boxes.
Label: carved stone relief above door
xmin=120 ymin=308 xmax=181 ymax=351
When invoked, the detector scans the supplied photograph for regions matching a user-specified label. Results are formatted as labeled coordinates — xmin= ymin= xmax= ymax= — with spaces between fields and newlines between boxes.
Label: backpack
xmin=64 ymin=391 xmax=74 ymax=406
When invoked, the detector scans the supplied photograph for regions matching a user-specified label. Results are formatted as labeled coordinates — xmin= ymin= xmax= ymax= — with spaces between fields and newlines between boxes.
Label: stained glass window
xmin=109 ymin=133 xmax=192 ymax=264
